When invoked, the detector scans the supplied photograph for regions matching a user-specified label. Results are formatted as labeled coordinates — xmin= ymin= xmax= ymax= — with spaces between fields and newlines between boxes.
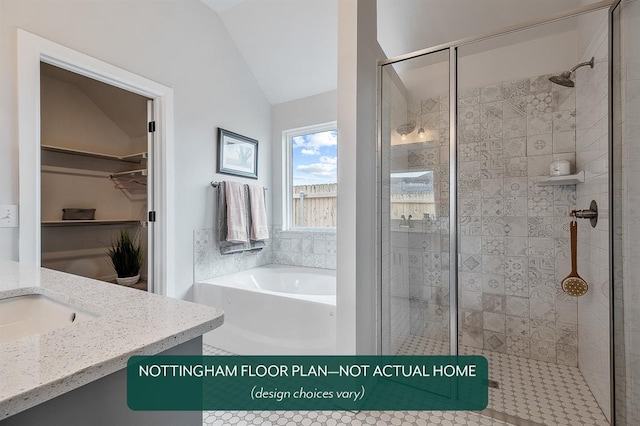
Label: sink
xmin=0 ymin=294 xmax=98 ymax=342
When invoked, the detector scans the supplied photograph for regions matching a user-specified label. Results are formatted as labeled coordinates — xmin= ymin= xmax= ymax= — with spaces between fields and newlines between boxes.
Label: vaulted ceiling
xmin=201 ymin=0 xmax=585 ymax=105
xmin=40 ymin=63 xmax=149 ymax=139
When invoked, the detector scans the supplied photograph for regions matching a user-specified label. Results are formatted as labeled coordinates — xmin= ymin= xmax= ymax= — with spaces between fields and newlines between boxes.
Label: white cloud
xmin=319 ymin=156 xmax=337 ymax=164
xmin=293 ymin=131 xmax=337 ymax=155
xmin=296 ymin=162 xmax=337 ymax=177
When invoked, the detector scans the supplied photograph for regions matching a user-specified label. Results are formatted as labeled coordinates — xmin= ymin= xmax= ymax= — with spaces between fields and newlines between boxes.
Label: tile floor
xmin=202 ymin=337 xmax=609 ymax=426
xmin=397 ymin=335 xmax=609 ymax=426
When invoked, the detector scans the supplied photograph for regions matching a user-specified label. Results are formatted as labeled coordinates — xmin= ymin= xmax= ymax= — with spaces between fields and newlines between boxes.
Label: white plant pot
xmin=116 ymin=274 xmax=140 ymax=286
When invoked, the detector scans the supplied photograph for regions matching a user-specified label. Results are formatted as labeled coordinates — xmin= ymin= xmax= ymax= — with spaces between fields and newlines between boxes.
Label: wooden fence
xmin=293 ymin=184 xmax=337 ymax=227
xmin=390 ymin=193 xmax=436 ymax=220
xmin=292 ymin=183 xmax=436 ymax=227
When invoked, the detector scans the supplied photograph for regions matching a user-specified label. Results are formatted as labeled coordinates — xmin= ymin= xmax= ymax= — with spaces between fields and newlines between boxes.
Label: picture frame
xmin=217 ymin=128 xmax=259 ymax=179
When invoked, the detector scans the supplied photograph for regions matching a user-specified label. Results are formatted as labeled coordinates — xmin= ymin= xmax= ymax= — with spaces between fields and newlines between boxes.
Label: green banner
xmin=127 ymin=355 xmax=488 ymax=411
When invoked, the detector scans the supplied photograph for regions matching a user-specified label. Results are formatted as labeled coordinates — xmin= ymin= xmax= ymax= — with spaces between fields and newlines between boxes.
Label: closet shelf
xmin=42 ymin=220 xmax=144 ymax=227
xmin=110 ymin=169 xmax=147 ymax=178
xmin=534 ymin=171 xmax=585 ymax=186
xmin=42 ymin=165 xmax=111 ymax=178
xmin=41 ymin=144 xmax=147 ymax=164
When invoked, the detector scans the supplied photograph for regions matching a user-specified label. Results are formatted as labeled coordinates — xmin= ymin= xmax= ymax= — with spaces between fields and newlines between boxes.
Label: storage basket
xmin=62 ymin=208 xmax=96 ymax=220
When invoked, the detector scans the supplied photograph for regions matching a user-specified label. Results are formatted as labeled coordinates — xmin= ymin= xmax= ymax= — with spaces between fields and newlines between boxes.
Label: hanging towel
xmin=248 ymin=184 xmax=269 ymax=241
xmin=217 ymin=182 xmax=266 ymax=255
xmin=217 ymin=182 xmax=245 ymax=254
xmin=223 ymin=181 xmax=248 ymax=243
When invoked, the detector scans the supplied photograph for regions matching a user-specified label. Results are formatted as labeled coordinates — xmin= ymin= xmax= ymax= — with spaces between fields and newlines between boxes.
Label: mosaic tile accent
xmin=268 ymin=226 xmax=336 ymax=270
xmin=391 ymin=72 xmax=577 ymax=372
xmin=193 ymin=228 xmax=273 ymax=281
xmin=453 ymin=73 xmax=576 ymax=365
xmin=193 ymin=225 xmax=336 ymax=283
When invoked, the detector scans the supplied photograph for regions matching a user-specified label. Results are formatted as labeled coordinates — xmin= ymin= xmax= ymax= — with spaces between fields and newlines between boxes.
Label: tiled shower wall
xmin=194 ymin=226 xmax=337 ymax=282
xmin=575 ymin=23 xmax=611 ymax=419
xmin=394 ymin=72 xmax=581 ymax=365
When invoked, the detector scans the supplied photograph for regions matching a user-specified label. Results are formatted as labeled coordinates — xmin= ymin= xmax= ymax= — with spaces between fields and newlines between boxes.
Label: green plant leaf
xmin=108 ymin=230 xmax=143 ymax=278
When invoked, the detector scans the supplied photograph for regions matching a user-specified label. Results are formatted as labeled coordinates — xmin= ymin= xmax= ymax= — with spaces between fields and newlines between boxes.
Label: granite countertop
xmin=0 ymin=260 xmax=224 ymax=419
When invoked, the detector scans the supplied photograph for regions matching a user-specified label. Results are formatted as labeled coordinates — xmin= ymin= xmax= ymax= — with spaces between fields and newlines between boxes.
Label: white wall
xmin=399 ymin=29 xmax=578 ymax=103
xmin=0 ymin=0 xmax=271 ymax=299
xmin=337 ymin=0 xmax=379 ymax=354
xmin=271 ymin=90 xmax=337 ymax=227
xmin=578 ymin=1 xmax=608 ymax=59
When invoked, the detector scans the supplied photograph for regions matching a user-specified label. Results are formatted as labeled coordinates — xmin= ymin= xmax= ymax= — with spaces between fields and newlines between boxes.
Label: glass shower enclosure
xmin=379 ymin=1 xmax=639 ymax=424
xmin=380 ymin=49 xmax=454 ymax=357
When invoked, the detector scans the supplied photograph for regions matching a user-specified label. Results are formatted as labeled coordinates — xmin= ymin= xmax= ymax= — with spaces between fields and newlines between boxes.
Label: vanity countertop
xmin=0 ymin=260 xmax=224 ymax=419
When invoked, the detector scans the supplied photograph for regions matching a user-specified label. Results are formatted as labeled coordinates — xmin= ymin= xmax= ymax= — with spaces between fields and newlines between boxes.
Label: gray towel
xmin=217 ymin=182 xmax=265 ymax=255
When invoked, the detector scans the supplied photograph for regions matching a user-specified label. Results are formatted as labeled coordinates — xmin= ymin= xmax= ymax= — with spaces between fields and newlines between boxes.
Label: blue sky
xmin=292 ymin=129 xmax=337 ymax=185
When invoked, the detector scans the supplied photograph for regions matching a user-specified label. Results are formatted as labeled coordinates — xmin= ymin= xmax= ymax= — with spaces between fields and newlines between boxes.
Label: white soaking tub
xmin=194 ymin=265 xmax=336 ymax=355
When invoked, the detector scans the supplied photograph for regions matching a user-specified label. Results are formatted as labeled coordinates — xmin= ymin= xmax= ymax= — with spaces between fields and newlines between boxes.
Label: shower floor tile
xmin=203 ymin=409 xmax=515 ymax=426
xmin=202 ymin=343 xmax=514 ymax=426
xmin=396 ymin=334 xmax=610 ymax=426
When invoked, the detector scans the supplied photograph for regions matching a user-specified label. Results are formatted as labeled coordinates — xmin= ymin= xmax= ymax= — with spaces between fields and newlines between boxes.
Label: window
xmin=284 ymin=122 xmax=337 ymax=229
xmin=390 ymin=171 xmax=436 ymax=221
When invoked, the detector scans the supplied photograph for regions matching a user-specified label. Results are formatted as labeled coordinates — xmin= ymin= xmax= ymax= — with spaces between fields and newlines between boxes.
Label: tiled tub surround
xmin=0 ymin=259 xmax=223 ymax=419
xmin=392 ymin=72 xmax=581 ymax=366
xmin=194 ymin=227 xmax=336 ymax=282
xmin=270 ymin=226 xmax=337 ymax=270
xmin=194 ymin=228 xmax=273 ymax=282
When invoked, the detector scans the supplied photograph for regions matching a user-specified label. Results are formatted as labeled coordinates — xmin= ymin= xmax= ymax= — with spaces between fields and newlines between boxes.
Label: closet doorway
xmin=39 ymin=63 xmax=155 ymax=292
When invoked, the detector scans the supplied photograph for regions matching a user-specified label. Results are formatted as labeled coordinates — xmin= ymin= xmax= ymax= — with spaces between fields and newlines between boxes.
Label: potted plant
xmin=108 ymin=230 xmax=143 ymax=286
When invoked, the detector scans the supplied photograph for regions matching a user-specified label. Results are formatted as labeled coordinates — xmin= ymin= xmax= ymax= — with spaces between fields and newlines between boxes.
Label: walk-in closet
xmin=40 ymin=63 xmax=152 ymax=291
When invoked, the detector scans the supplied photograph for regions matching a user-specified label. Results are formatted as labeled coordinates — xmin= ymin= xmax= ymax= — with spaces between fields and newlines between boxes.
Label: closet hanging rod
xmin=211 ymin=181 xmax=268 ymax=190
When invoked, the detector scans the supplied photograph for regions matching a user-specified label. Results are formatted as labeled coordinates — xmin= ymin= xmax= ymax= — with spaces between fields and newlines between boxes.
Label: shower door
xmin=380 ymin=4 xmax=618 ymax=425
xmin=380 ymin=49 xmax=456 ymax=356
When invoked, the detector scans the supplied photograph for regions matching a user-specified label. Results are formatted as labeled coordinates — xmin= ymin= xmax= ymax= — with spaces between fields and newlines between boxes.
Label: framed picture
xmin=217 ymin=128 xmax=259 ymax=179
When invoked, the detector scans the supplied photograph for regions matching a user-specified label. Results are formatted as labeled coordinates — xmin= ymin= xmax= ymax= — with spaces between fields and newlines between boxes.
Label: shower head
xmin=549 ymin=71 xmax=575 ymax=88
xmin=548 ymin=57 xmax=594 ymax=88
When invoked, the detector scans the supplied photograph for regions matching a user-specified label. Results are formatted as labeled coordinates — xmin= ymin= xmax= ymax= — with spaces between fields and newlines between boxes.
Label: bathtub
xmin=194 ymin=265 xmax=336 ymax=355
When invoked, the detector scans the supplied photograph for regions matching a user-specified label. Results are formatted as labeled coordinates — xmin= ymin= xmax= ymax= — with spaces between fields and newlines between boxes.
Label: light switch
xmin=0 ymin=205 xmax=18 ymax=228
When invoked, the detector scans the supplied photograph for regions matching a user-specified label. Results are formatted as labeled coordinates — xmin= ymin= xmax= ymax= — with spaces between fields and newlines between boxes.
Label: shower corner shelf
xmin=534 ymin=171 xmax=584 ymax=186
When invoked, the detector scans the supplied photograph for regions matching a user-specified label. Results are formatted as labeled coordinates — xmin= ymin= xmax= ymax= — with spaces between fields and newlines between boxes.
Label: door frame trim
xmin=17 ymin=29 xmax=175 ymax=297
